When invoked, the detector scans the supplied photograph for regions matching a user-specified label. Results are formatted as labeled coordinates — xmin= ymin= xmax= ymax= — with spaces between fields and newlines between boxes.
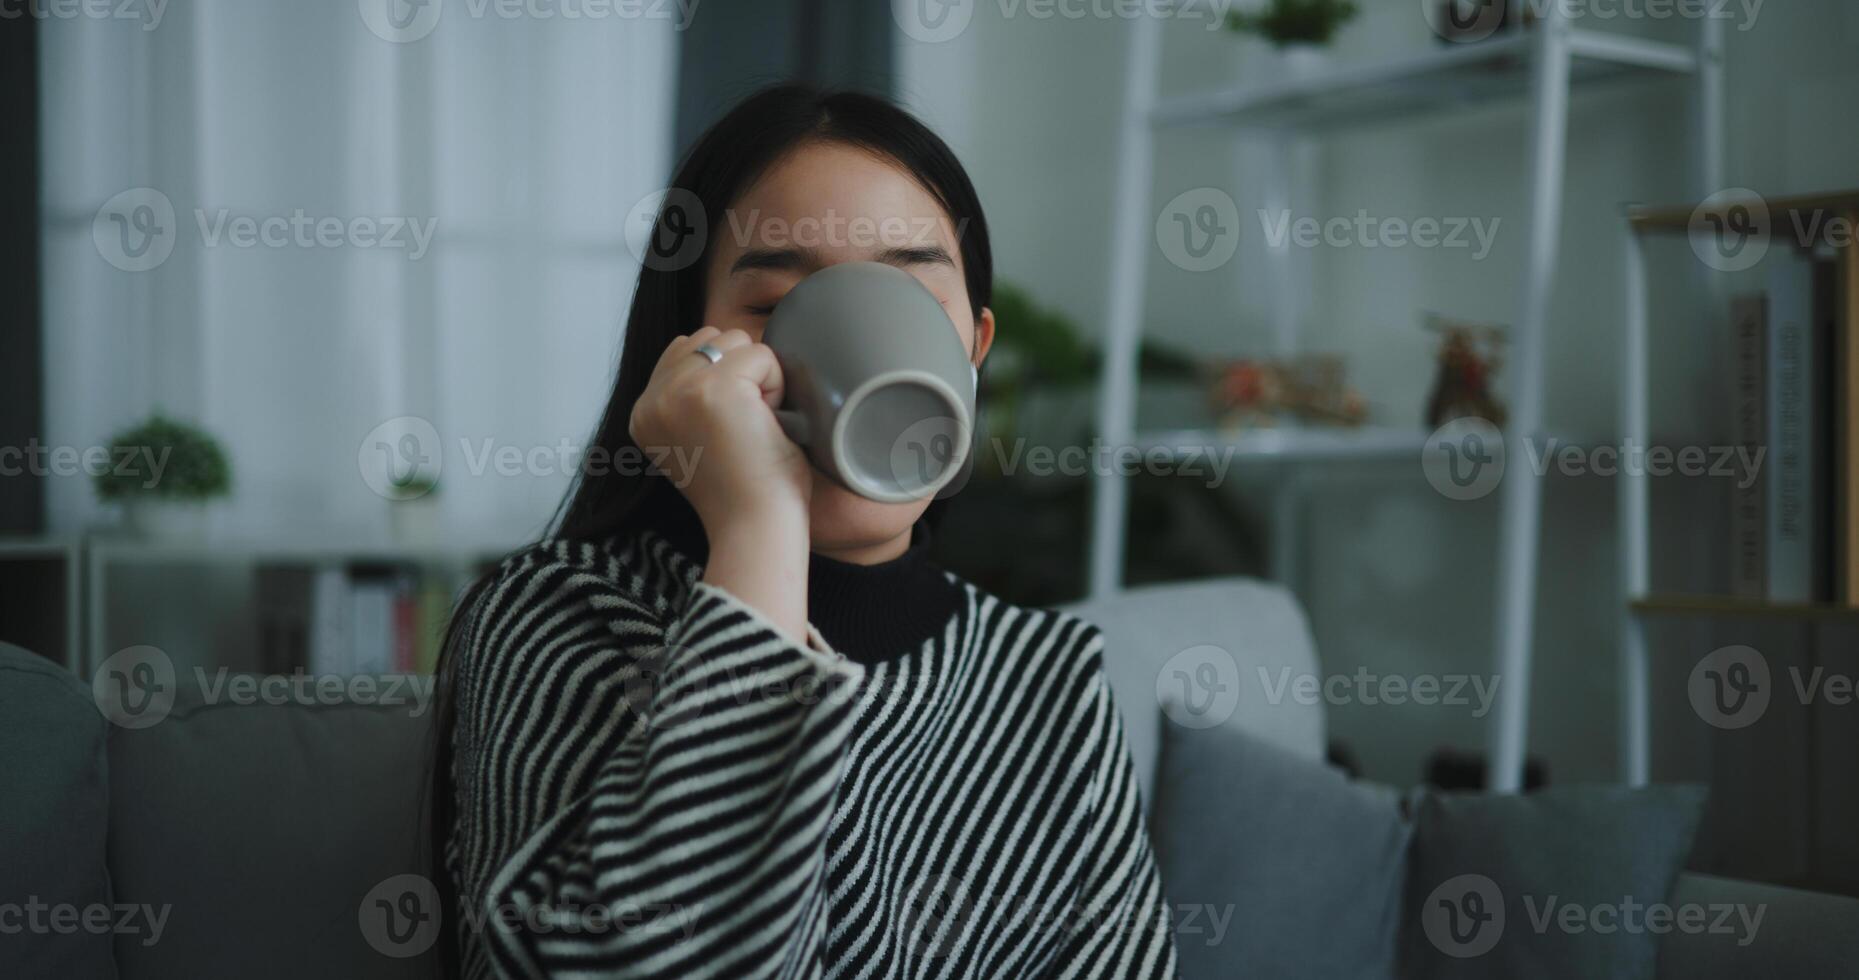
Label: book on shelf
xmin=1764 ymin=250 xmax=1825 ymax=602
xmin=309 ymin=566 xmax=353 ymax=675
xmin=1729 ymin=294 xmax=1765 ymax=598
xmin=393 ymin=578 xmax=417 ymax=674
xmin=1839 ymin=235 xmax=1859 ymax=606
xmin=280 ymin=563 xmax=447 ymax=676
xmin=349 ymin=566 xmax=400 ymax=676
xmin=1732 ymin=241 xmax=1856 ymax=607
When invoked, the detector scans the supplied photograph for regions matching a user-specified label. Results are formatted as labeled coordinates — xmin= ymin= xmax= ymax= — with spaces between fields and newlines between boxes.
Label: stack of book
xmin=1728 ymin=242 xmax=1859 ymax=607
xmin=255 ymin=564 xmax=456 ymax=676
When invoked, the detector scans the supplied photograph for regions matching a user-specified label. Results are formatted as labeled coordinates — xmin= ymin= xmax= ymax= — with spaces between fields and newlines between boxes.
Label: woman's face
xmin=701 ymin=140 xmax=994 ymax=555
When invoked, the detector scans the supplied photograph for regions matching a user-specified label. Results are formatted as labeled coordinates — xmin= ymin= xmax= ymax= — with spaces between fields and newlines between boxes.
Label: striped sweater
xmin=445 ymin=516 xmax=1180 ymax=979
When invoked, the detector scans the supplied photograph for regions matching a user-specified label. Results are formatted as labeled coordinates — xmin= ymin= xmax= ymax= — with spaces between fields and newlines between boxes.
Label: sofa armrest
xmin=1659 ymin=872 xmax=1859 ymax=980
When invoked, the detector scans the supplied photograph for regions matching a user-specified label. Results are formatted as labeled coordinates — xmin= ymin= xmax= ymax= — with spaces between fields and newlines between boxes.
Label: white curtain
xmin=41 ymin=1 xmax=678 ymax=541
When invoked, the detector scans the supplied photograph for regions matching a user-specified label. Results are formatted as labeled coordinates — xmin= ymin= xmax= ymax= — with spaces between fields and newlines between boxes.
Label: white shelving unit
xmin=83 ymin=535 xmax=521 ymax=677
xmin=0 ymin=537 xmax=84 ymax=671
xmin=1091 ymin=8 xmax=1722 ymax=790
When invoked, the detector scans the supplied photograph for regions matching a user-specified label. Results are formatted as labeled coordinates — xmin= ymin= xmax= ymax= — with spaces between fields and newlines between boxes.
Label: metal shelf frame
xmin=1090 ymin=8 xmax=1724 ymax=792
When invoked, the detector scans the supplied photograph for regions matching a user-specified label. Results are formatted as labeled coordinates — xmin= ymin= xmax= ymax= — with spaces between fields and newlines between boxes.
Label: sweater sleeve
xmin=449 ymin=559 xmax=864 ymax=980
xmin=1050 ymin=660 xmax=1181 ymax=979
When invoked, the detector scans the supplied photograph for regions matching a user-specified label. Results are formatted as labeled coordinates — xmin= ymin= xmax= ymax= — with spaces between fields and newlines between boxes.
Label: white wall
xmin=900 ymin=0 xmax=1859 ymax=785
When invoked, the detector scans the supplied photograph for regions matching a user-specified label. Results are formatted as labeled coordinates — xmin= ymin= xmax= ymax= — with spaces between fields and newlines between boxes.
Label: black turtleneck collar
xmin=640 ymin=494 xmax=964 ymax=664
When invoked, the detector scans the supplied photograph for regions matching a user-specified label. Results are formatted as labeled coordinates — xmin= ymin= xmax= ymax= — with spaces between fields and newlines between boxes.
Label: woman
xmin=434 ymin=84 xmax=1180 ymax=979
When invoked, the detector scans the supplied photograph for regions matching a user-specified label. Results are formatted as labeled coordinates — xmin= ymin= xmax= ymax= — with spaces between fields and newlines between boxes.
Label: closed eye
xmin=745 ymin=304 xmax=777 ymax=317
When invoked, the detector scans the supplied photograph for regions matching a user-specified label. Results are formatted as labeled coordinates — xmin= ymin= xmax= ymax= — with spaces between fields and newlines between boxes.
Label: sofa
xmin=4 ymin=577 xmax=1856 ymax=979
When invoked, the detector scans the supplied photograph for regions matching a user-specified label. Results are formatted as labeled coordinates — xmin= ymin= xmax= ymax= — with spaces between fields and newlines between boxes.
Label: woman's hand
xmin=630 ymin=326 xmax=812 ymax=641
xmin=630 ymin=326 xmax=810 ymax=528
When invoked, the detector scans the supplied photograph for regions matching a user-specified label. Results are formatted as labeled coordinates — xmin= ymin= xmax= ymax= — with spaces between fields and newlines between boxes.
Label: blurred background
xmin=4 ymin=0 xmax=1858 ymax=904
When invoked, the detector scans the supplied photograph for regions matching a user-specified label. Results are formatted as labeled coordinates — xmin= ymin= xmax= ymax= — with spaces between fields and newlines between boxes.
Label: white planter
xmin=1279 ymin=43 xmax=1330 ymax=80
xmin=390 ymin=495 xmax=444 ymax=545
xmin=124 ymin=498 xmax=210 ymax=539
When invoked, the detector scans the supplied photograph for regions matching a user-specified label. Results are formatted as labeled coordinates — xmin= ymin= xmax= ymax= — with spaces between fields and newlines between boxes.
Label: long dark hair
xmin=425 ymin=83 xmax=993 ymax=969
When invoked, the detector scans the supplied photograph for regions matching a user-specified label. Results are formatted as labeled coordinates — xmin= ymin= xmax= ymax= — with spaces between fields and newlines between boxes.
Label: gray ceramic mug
xmin=762 ymin=261 xmax=976 ymax=503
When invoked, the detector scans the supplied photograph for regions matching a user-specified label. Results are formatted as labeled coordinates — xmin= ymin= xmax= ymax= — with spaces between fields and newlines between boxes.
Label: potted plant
xmin=386 ymin=473 xmax=442 ymax=544
xmin=94 ymin=413 xmax=231 ymax=538
xmin=1225 ymin=0 xmax=1358 ymax=77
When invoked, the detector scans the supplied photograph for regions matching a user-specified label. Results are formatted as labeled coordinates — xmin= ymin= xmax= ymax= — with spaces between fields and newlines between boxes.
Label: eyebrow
xmin=874 ymin=244 xmax=957 ymax=270
xmin=728 ymin=243 xmax=958 ymax=276
xmin=729 ymin=246 xmax=823 ymax=276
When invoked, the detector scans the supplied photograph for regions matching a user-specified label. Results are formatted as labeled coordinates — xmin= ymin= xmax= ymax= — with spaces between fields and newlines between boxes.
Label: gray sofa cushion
xmin=1403 ymin=784 xmax=1707 ymax=980
xmin=1659 ymin=873 xmax=1859 ymax=980
xmin=1152 ymin=721 xmax=1410 ymax=980
xmin=1062 ymin=577 xmax=1328 ymax=803
xmin=0 ymin=643 xmax=120 ymax=980
xmin=105 ymin=672 xmax=439 ymax=980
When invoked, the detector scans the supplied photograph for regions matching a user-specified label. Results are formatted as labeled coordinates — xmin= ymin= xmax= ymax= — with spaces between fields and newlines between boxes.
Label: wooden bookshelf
xmin=1626 ymin=190 xmax=1859 ymax=233
xmin=1630 ymin=594 xmax=1859 ymax=622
